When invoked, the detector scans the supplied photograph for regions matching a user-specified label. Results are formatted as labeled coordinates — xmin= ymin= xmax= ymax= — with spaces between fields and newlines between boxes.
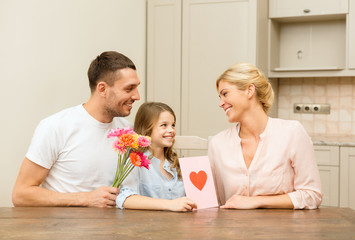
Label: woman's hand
xmin=220 ymin=195 xmax=259 ymax=209
xmin=167 ymin=197 xmax=197 ymax=212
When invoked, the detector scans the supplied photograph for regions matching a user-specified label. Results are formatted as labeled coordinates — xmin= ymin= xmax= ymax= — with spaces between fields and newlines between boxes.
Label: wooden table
xmin=0 ymin=207 xmax=354 ymax=239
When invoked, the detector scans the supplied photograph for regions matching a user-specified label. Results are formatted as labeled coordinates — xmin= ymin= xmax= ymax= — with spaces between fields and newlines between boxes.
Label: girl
xmin=116 ymin=102 xmax=197 ymax=211
xmin=209 ymin=63 xmax=322 ymax=209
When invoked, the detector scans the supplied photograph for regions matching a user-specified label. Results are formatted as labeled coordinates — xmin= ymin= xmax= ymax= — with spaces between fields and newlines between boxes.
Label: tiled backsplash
xmin=278 ymin=77 xmax=355 ymax=136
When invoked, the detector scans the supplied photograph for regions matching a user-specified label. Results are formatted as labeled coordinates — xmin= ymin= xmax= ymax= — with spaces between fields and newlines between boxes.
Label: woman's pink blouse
xmin=208 ymin=118 xmax=323 ymax=209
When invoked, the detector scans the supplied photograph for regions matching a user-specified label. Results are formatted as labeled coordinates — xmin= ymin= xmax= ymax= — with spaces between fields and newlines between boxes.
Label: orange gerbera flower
xmin=119 ymin=134 xmax=135 ymax=147
xmin=129 ymin=134 xmax=139 ymax=149
xmin=129 ymin=152 xmax=142 ymax=167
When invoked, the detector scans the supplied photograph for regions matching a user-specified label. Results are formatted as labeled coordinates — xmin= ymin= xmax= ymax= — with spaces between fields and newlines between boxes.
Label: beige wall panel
xmin=147 ymin=0 xmax=182 ymax=133
xmin=0 ymin=0 xmax=146 ymax=207
xmin=181 ymin=0 xmax=257 ymax=137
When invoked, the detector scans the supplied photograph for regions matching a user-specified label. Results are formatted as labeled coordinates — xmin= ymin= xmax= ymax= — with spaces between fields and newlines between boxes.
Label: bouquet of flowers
xmin=107 ymin=127 xmax=151 ymax=188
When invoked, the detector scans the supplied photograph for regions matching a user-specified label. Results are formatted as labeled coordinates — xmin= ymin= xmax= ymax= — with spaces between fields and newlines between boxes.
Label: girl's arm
xmin=117 ymin=167 xmax=197 ymax=212
xmin=123 ymin=195 xmax=197 ymax=212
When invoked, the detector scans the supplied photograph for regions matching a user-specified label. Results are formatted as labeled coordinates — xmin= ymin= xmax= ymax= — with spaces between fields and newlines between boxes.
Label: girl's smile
xmin=150 ymin=111 xmax=176 ymax=152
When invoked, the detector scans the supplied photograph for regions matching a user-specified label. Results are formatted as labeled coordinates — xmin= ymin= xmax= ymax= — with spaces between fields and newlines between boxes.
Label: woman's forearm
xmin=221 ymin=194 xmax=294 ymax=209
xmin=254 ymin=194 xmax=294 ymax=209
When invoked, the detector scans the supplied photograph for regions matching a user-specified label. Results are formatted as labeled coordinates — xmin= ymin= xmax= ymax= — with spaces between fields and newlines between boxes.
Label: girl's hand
xmin=220 ymin=195 xmax=259 ymax=209
xmin=168 ymin=197 xmax=197 ymax=212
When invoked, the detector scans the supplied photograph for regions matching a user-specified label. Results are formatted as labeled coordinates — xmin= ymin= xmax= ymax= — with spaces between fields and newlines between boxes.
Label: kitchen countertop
xmin=311 ymin=134 xmax=355 ymax=147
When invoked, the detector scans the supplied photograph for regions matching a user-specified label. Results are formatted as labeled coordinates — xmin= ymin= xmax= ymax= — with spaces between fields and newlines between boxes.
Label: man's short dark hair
xmin=87 ymin=51 xmax=136 ymax=92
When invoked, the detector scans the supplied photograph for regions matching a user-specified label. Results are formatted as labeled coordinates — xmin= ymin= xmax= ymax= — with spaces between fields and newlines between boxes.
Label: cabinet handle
xmin=303 ymin=9 xmax=311 ymax=13
xmin=297 ymin=50 xmax=303 ymax=60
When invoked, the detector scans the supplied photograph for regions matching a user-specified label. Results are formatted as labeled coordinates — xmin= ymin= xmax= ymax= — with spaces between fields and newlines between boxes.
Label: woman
xmin=209 ymin=63 xmax=322 ymax=209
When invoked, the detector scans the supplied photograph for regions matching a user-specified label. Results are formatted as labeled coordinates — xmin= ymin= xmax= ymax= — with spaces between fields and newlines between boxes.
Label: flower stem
xmin=112 ymin=151 xmax=132 ymax=188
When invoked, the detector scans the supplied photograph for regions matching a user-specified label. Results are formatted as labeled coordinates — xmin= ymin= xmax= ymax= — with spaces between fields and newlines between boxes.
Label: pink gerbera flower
xmin=113 ymin=139 xmax=127 ymax=154
xmin=107 ymin=127 xmax=135 ymax=138
xmin=140 ymin=154 xmax=151 ymax=170
xmin=137 ymin=136 xmax=151 ymax=148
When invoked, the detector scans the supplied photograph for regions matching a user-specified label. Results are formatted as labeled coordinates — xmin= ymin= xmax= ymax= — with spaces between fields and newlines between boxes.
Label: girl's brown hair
xmin=134 ymin=102 xmax=182 ymax=179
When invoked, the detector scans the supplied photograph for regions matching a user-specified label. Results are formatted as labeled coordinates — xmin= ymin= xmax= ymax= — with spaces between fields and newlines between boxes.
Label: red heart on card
xmin=189 ymin=170 xmax=207 ymax=191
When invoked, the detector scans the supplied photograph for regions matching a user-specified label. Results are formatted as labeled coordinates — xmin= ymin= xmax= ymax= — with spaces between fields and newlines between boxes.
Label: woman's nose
xmin=219 ymin=98 xmax=225 ymax=108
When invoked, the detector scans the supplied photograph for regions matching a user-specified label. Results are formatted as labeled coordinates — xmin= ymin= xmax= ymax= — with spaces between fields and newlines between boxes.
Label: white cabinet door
xmin=269 ymin=0 xmax=348 ymax=18
xmin=314 ymin=145 xmax=339 ymax=166
xmin=314 ymin=145 xmax=340 ymax=207
xmin=277 ymin=20 xmax=345 ymax=71
xmin=349 ymin=0 xmax=355 ymax=69
xmin=181 ymin=0 xmax=263 ymax=137
xmin=318 ymin=165 xmax=339 ymax=207
xmin=146 ymin=0 xmax=182 ymax=133
xmin=340 ymin=147 xmax=355 ymax=209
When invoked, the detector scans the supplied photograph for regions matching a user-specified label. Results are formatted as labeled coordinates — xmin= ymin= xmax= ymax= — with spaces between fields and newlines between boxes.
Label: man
xmin=12 ymin=51 xmax=140 ymax=208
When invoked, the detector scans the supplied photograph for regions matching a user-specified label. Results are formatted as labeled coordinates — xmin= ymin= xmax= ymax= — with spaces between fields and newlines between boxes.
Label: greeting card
xmin=179 ymin=156 xmax=218 ymax=209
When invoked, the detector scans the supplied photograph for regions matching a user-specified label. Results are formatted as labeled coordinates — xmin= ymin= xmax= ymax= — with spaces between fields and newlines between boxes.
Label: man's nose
xmin=132 ymin=88 xmax=140 ymax=100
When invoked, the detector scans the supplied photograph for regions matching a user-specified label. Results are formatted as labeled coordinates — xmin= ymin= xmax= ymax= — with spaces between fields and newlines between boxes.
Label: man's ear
xmin=247 ymin=84 xmax=256 ymax=99
xmin=96 ymin=81 xmax=108 ymax=97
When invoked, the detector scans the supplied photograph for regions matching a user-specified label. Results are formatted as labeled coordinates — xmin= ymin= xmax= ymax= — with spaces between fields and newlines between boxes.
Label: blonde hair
xmin=216 ymin=63 xmax=274 ymax=114
xmin=134 ymin=102 xmax=182 ymax=179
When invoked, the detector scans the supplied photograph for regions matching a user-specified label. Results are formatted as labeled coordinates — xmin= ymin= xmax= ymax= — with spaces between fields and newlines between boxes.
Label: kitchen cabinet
xmin=147 ymin=0 xmax=269 ymax=137
xmin=314 ymin=144 xmax=355 ymax=209
xmin=314 ymin=145 xmax=340 ymax=207
xmin=340 ymin=147 xmax=355 ymax=209
xmin=349 ymin=0 xmax=355 ymax=69
xmin=268 ymin=0 xmax=355 ymax=78
xmin=269 ymin=0 xmax=348 ymax=19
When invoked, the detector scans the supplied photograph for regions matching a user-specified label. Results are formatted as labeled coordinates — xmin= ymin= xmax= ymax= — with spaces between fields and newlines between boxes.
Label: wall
xmin=0 ymin=0 xmax=146 ymax=207
xmin=278 ymin=77 xmax=355 ymax=136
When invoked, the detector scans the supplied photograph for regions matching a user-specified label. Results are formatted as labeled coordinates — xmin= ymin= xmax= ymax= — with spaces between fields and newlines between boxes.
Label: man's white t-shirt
xmin=26 ymin=104 xmax=130 ymax=193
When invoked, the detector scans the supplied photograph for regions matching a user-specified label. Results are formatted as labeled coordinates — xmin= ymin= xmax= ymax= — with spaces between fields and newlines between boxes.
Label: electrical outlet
xmin=293 ymin=104 xmax=303 ymax=113
xmin=303 ymin=104 xmax=312 ymax=113
xmin=293 ymin=103 xmax=331 ymax=114
xmin=312 ymin=104 xmax=321 ymax=112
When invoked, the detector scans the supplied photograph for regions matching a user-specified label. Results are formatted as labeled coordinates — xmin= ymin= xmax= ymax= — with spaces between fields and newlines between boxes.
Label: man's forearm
xmin=12 ymin=185 xmax=89 ymax=207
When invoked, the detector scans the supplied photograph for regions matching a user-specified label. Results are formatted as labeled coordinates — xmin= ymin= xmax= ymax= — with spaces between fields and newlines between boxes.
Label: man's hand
xmin=85 ymin=186 xmax=120 ymax=208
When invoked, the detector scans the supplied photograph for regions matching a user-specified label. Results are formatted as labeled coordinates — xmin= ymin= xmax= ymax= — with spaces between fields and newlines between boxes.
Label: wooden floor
xmin=0 ymin=207 xmax=354 ymax=239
